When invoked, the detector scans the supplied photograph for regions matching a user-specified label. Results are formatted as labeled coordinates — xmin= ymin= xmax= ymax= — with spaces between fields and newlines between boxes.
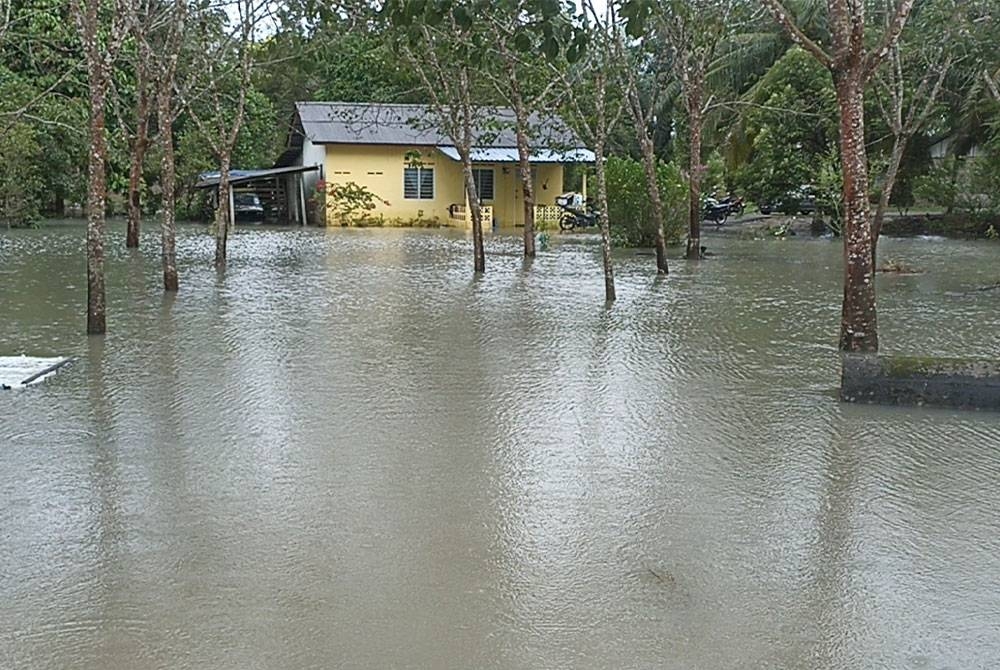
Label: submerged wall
xmin=841 ymin=354 xmax=1000 ymax=411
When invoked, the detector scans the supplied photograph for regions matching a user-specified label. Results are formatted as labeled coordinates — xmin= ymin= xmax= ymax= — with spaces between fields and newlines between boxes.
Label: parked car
xmin=759 ymin=186 xmax=817 ymax=215
xmin=234 ymin=192 xmax=264 ymax=222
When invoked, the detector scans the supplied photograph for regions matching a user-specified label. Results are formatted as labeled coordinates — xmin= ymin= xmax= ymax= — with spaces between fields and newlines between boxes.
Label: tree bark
xmin=834 ymin=70 xmax=878 ymax=353
xmin=214 ymin=157 xmax=231 ymax=268
xmin=593 ymin=135 xmax=616 ymax=302
xmin=126 ymin=71 xmax=150 ymax=249
xmin=871 ymin=132 xmax=907 ymax=266
xmin=462 ymin=155 xmax=485 ymax=273
xmin=458 ymin=70 xmax=484 ymax=274
xmin=158 ymin=87 xmax=178 ymax=291
xmin=501 ymin=49 xmax=536 ymax=259
xmin=685 ymin=92 xmax=703 ymax=260
xmin=85 ymin=82 xmax=107 ymax=334
xmin=78 ymin=0 xmax=108 ymax=335
xmin=637 ymin=129 xmax=668 ymax=274
xmin=514 ymin=108 xmax=536 ymax=259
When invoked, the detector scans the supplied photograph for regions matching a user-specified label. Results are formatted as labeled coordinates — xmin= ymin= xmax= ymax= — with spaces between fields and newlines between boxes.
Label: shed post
xmin=228 ymin=183 xmax=235 ymax=229
xmin=298 ymin=173 xmax=308 ymax=226
xmin=582 ymin=171 xmax=588 ymax=200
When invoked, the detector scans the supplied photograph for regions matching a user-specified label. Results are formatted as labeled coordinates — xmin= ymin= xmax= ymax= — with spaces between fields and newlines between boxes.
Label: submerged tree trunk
xmin=500 ymin=50 xmax=536 ymax=260
xmin=214 ymin=158 xmax=231 ymax=269
xmin=158 ymin=88 xmax=178 ymax=291
xmin=85 ymin=91 xmax=107 ymax=334
xmin=589 ymin=68 xmax=616 ymax=301
xmin=78 ymin=0 xmax=108 ymax=335
xmin=834 ymin=71 xmax=878 ymax=353
xmin=458 ymin=71 xmax=485 ymax=274
xmin=126 ymin=74 xmax=150 ymax=249
xmin=871 ymin=133 xmax=907 ymax=266
xmin=514 ymin=114 xmax=536 ymax=259
xmin=685 ymin=94 xmax=703 ymax=260
xmin=593 ymin=137 xmax=615 ymax=302
xmin=637 ymin=131 xmax=668 ymax=274
xmin=461 ymin=155 xmax=485 ymax=273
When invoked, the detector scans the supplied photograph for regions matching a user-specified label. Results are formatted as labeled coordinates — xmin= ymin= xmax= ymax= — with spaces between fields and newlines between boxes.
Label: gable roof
xmin=295 ymin=102 xmax=585 ymax=149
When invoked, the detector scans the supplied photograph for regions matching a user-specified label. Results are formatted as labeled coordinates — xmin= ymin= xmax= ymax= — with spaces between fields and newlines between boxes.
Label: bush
xmin=0 ymin=122 xmax=44 ymax=228
xmin=325 ymin=181 xmax=389 ymax=226
xmin=914 ymin=152 xmax=1000 ymax=219
xmin=605 ymin=156 xmax=686 ymax=247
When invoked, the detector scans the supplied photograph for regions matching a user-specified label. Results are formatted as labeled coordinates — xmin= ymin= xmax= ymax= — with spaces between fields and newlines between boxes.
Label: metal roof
xmin=436 ymin=146 xmax=595 ymax=164
xmin=295 ymin=102 xmax=586 ymax=151
xmin=195 ymin=164 xmax=320 ymax=189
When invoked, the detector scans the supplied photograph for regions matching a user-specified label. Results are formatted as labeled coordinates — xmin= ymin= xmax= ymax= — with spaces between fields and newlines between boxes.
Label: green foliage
xmin=814 ymin=146 xmax=843 ymax=235
xmin=326 ymin=181 xmax=387 ymax=226
xmin=913 ymin=158 xmax=960 ymax=212
xmin=913 ymin=151 xmax=1000 ymax=219
xmin=0 ymin=121 xmax=44 ymax=227
xmin=605 ymin=156 xmax=685 ymax=247
xmin=732 ymin=48 xmax=838 ymax=204
xmin=234 ymin=89 xmax=279 ymax=168
xmin=702 ymin=152 xmax=728 ymax=196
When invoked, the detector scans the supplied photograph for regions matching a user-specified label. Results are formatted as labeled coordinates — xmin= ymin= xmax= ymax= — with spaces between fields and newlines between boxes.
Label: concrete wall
xmin=300 ymin=138 xmax=326 ymax=195
xmin=841 ymin=353 xmax=1000 ymax=411
xmin=322 ymin=143 xmax=564 ymax=228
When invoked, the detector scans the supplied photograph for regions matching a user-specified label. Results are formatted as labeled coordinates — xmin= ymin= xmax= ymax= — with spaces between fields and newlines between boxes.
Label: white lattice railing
xmin=535 ymin=205 xmax=563 ymax=223
xmin=448 ymin=204 xmax=494 ymax=227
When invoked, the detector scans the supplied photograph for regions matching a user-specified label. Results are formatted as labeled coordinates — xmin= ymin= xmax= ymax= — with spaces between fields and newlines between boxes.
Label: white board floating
xmin=0 ymin=356 xmax=72 ymax=390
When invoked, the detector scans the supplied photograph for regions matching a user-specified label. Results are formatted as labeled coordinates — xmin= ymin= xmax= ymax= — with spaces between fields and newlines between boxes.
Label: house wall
xmin=484 ymin=163 xmax=563 ymax=227
xmin=322 ymin=143 xmax=564 ymax=228
xmin=929 ymin=136 xmax=982 ymax=160
xmin=300 ymin=138 xmax=326 ymax=195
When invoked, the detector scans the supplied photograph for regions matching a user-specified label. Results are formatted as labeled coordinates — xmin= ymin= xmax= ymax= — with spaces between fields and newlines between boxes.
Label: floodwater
xmin=2 ymin=221 xmax=999 ymax=669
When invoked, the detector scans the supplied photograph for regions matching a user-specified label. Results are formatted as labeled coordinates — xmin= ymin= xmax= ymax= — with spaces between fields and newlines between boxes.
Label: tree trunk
xmin=638 ymin=130 xmax=668 ymax=274
xmin=457 ymin=74 xmax=484 ymax=274
xmin=834 ymin=70 xmax=878 ymax=353
xmin=945 ymin=155 xmax=960 ymax=215
xmin=53 ymin=185 xmax=65 ymax=217
xmin=85 ymin=68 xmax=107 ymax=334
xmin=593 ymin=133 xmax=616 ymax=302
xmin=501 ymin=51 xmax=536 ymax=260
xmin=872 ymin=133 xmax=907 ymax=266
xmin=685 ymin=95 xmax=703 ymax=260
xmin=514 ymin=114 xmax=536 ymax=259
xmin=461 ymin=156 xmax=485 ymax=273
xmin=214 ymin=157 xmax=231 ymax=268
xmin=158 ymin=89 xmax=178 ymax=291
xmin=126 ymin=78 xmax=150 ymax=249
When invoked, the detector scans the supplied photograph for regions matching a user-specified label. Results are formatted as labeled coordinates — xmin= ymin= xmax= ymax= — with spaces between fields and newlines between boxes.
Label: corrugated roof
xmin=195 ymin=164 xmax=320 ymax=189
xmin=296 ymin=102 xmax=585 ymax=150
xmin=436 ymin=146 xmax=595 ymax=163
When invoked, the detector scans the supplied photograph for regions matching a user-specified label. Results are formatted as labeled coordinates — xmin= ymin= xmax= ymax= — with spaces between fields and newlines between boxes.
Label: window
xmin=404 ymin=167 xmax=434 ymax=199
xmin=472 ymin=168 xmax=495 ymax=201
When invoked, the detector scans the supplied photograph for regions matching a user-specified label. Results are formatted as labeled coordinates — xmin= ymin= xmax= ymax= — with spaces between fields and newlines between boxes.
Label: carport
xmin=195 ymin=165 xmax=321 ymax=225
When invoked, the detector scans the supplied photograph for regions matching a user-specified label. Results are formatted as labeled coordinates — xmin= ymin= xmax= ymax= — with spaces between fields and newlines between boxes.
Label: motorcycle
xmin=702 ymin=197 xmax=730 ymax=226
xmin=716 ymin=195 xmax=745 ymax=217
xmin=556 ymin=193 xmax=599 ymax=231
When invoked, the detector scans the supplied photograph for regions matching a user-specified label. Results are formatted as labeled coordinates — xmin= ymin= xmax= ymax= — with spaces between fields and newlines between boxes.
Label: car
xmin=233 ymin=192 xmax=264 ymax=222
xmin=759 ymin=186 xmax=817 ymax=215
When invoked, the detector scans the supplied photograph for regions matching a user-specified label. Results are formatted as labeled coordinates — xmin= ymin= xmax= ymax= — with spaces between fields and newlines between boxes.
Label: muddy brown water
xmin=2 ymin=222 xmax=999 ymax=669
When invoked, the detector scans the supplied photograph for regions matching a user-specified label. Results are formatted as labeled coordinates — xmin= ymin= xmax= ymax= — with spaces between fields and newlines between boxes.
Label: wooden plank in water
xmin=0 ymin=356 xmax=72 ymax=390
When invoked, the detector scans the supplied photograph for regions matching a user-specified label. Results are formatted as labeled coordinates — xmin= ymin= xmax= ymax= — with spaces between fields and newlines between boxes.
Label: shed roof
xmin=295 ymin=102 xmax=585 ymax=150
xmin=195 ymin=164 xmax=320 ymax=189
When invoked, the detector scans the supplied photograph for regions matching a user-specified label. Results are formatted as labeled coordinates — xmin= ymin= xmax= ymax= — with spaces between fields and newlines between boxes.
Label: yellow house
xmin=276 ymin=102 xmax=594 ymax=228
